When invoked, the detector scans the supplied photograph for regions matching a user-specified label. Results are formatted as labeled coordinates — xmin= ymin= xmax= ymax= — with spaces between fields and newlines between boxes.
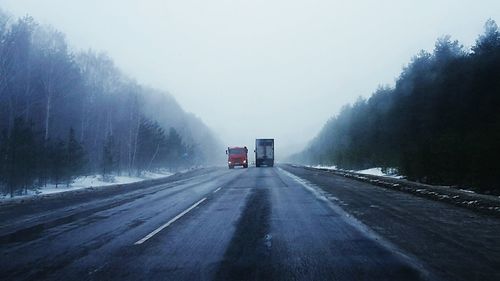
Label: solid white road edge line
xmin=134 ymin=197 xmax=207 ymax=245
xmin=213 ymin=187 xmax=222 ymax=193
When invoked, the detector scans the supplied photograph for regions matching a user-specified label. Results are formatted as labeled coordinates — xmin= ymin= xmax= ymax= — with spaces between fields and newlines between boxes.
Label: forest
xmin=292 ymin=19 xmax=500 ymax=194
xmin=0 ymin=12 xmax=221 ymax=197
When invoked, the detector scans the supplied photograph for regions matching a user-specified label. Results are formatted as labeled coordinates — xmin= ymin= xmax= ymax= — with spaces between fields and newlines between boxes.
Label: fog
xmin=2 ymin=0 xmax=500 ymax=159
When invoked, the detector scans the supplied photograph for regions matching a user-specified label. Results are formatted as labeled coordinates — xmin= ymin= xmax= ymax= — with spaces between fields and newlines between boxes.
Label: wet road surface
xmin=1 ymin=165 xmax=497 ymax=280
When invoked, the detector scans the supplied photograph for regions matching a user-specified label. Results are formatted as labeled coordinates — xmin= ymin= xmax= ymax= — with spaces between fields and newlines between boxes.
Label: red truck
xmin=226 ymin=146 xmax=248 ymax=169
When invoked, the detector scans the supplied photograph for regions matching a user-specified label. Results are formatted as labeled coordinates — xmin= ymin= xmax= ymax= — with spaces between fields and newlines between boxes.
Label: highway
xmin=1 ymin=165 xmax=499 ymax=281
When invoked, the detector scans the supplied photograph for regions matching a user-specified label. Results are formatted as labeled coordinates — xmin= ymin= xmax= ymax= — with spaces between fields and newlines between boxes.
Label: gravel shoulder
xmin=282 ymin=164 xmax=500 ymax=281
xmin=300 ymin=165 xmax=500 ymax=217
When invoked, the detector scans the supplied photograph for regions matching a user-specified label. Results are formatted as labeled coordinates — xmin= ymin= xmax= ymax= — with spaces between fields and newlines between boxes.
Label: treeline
xmin=0 ymin=12 xmax=220 ymax=197
xmin=292 ymin=19 xmax=500 ymax=193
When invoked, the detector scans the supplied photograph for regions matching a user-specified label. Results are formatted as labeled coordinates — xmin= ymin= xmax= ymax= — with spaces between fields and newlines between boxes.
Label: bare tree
xmin=33 ymin=26 xmax=78 ymax=141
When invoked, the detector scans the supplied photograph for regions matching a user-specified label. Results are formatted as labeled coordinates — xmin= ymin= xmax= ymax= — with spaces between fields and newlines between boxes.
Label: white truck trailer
xmin=255 ymin=139 xmax=274 ymax=167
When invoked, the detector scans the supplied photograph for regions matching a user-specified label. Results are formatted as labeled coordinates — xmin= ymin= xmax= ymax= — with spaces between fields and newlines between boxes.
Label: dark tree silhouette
xmin=101 ymin=134 xmax=118 ymax=181
xmin=292 ymin=19 xmax=500 ymax=194
xmin=66 ymin=128 xmax=86 ymax=186
xmin=0 ymin=119 xmax=38 ymax=196
xmin=0 ymin=11 xmax=222 ymax=196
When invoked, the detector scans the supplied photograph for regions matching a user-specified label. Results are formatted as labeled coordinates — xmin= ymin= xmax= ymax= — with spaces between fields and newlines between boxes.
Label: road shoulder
xmin=281 ymin=164 xmax=500 ymax=281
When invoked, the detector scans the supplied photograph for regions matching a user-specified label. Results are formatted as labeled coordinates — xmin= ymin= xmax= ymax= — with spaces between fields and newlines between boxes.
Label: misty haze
xmin=0 ymin=1 xmax=499 ymax=281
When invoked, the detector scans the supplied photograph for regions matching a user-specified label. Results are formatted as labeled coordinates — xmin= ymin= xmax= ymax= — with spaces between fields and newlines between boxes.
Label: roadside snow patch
xmin=356 ymin=168 xmax=386 ymax=176
xmin=1 ymin=171 xmax=173 ymax=200
xmin=307 ymin=165 xmax=403 ymax=179
xmin=310 ymin=165 xmax=337 ymax=170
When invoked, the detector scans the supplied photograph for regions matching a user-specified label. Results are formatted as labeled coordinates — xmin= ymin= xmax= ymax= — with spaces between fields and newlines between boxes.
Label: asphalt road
xmin=0 ymin=165 xmax=498 ymax=281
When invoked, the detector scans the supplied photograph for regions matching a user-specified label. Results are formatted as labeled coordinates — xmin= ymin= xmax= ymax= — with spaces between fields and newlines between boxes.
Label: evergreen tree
xmin=0 ymin=12 xmax=218 ymax=196
xmin=3 ymin=119 xmax=38 ymax=196
xmin=295 ymin=19 xmax=500 ymax=193
xmin=0 ymin=130 xmax=7 ymax=194
xmin=167 ymin=127 xmax=185 ymax=170
xmin=136 ymin=119 xmax=171 ymax=174
xmin=66 ymin=128 xmax=86 ymax=186
xmin=48 ymin=139 xmax=67 ymax=188
xmin=473 ymin=19 xmax=500 ymax=55
xmin=101 ymin=134 xmax=118 ymax=181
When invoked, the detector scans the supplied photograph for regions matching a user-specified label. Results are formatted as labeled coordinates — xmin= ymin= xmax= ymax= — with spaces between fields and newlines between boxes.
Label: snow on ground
xmin=1 ymin=170 xmax=174 ymax=200
xmin=353 ymin=167 xmax=403 ymax=179
xmin=310 ymin=165 xmax=338 ymax=170
xmin=356 ymin=168 xmax=389 ymax=177
xmin=308 ymin=165 xmax=403 ymax=179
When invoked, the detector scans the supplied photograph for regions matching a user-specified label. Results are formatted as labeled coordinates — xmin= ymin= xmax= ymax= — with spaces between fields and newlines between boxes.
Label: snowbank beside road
xmin=301 ymin=164 xmax=500 ymax=217
xmin=308 ymin=165 xmax=403 ymax=179
xmin=1 ymin=170 xmax=174 ymax=200
xmin=309 ymin=165 xmax=337 ymax=170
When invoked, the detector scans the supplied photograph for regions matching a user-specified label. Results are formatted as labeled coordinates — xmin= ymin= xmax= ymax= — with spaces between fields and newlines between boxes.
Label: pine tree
xmin=4 ymin=119 xmax=38 ymax=196
xmin=102 ymin=134 xmax=118 ymax=181
xmin=166 ymin=128 xmax=184 ymax=171
xmin=473 ymin=19 xmax=500 ymax=55
xmin=66 ymin=128 xmax=86 ymax=186
xmin=136 ymin=119 xmax=169 ymax=174
xmin=48 ymin=139 xmax=67 ymax=188
xmin=0 ymin=130 xmax=7 ymax=194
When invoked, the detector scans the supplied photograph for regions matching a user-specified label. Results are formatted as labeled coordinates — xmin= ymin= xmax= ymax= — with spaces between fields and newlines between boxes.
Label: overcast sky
xmin=2 ymin=0 xmax=500 ymax=158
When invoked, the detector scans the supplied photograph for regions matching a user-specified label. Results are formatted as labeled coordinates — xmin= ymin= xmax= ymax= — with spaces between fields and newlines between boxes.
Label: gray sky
xmin=2 ymin=0 xmax=500 ymax=158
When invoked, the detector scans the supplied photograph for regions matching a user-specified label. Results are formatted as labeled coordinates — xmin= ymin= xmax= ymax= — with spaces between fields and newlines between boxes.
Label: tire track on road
xmin=214 ymin=187 xmax=273 ymax=281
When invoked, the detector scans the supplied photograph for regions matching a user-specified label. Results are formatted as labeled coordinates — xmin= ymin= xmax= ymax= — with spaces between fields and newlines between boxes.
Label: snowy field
xmin=1 ymin=170 xmax=174 ymax=200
